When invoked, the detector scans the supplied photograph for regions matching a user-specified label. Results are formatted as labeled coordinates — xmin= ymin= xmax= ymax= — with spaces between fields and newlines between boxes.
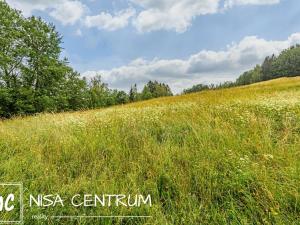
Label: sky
xmin=5 ymin=0 xmax=300 ymax=93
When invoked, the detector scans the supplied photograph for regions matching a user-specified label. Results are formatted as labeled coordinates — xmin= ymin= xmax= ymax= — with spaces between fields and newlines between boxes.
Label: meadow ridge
xmin=0 ymin=77 xmax=300 ymax=224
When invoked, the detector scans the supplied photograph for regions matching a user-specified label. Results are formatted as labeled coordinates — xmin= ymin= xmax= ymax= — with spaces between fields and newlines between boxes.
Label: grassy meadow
xmin=0 ymin=77 xmax=300 ymax=224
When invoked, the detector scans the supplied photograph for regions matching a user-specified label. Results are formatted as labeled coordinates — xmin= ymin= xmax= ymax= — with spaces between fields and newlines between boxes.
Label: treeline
xmin=183 ymin=82 xmax=235 ymax=94
xmin=183 ymin=45 xmax=300 ymax=94
xmin=88 ymin=77 xmax=172 ymax=108
xmin=0 ymin=2 xmax=172 ymax=118
xmin=129 ymin=81 xmax=173 ymax=102
xmin=236 ymin=45 xmax=300 ymax=85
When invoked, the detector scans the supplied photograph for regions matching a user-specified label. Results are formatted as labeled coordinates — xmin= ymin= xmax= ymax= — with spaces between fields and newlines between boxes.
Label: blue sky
xmin=6 ymin=0 xmax=300 ymax=93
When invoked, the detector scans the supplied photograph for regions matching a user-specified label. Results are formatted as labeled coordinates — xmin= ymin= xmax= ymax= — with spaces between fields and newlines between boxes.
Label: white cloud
xmin=224 ymin=0 xmax=280 ymax=9
xmin=6 ymin=0 xmax=87 ymax=25
xmin=131 ymin=0 xmax=281 ymax=33
xmin=83 ymin=33 xmax=300 ymax=93
xmin=49 ymin=1 xmax=86 ymax=25
xmin=75 ymin=29 xmax=83 ymax=36
xmin=131 ymin=0 xmax=219 ymax=33
xmin=84 ymin=8 xmax=136 ymax=31
xmin=6 ymin=0 xmax=282 ymax=32
xmin=6 ymin=0 xmax=57 ymax=16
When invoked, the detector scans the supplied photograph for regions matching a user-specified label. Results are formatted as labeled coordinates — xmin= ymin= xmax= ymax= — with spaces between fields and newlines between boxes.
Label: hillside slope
xmin=0 ymin=77 xmax=300 ymax=224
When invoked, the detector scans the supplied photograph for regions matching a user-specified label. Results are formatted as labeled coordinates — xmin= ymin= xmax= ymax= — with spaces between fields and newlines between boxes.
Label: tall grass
xmin=0 ymin=77 xmax=299 ymax=224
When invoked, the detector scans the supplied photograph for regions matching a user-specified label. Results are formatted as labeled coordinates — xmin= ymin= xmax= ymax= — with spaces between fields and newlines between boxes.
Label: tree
xmin=183 ymin=84 xmax=209 ymax=94
xmin=0 ymin=1 xmax=88 ymax=117
xmin=0 ymin=1 xmax=26 ymax=89
xmin=88 ymin=75 xmax=110 ymax=108
xmin=115 ymin=91 xmax=129 ymax=104
xmin=261 ymin=55 xmax=276 ymax=81
xmin=129 ymin=84 xmax=138 ymax=102
xmin=0 ymin=1 xmax=29 ymax=115
xmin=141 ymin=86 xmax=153 ymax=100
xmin=0 ymin=1 xmax=177 ymax=118
xmin=272 ymin=45 xmax=300 ymax=77
xmin=235 ymin=45 xmax=300 ymax=87
xmin=236 ymin=65 xmax=262 ymax=86
xmin=62 ymin=70 xmax=89 ymax=111
xmin=141 ymin=81 xmax=173 ymax=100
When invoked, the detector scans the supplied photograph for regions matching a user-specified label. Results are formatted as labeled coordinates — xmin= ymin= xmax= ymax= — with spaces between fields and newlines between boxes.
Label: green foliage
xmin=0 ymin=2 xmax=172 ymax=118
xmin=141 ymin=85 xmax=153 ymax=100
xmin=115 ymin=90 xmax=130 ymax=104
xmin=236 ymin=65 xmax=262 ymax=85
xmin=88 ymin=75 xmax=111 ymax=108
xmin=130 ymin=81 xmax=173 ymax=103
xmin=182 ymin=82 xmax=236 ymax=95
xmin=87 ymin=75 xmax=130 ymax=108
xmin=239 ymin=45 xmax=300 ymax=85
xmin=183 ymin=84 xmax=209 ymax=94
xmin=129 ymin=84 xmax=139 ymax=102
xmin=143 ymin=81 xmax=173 ymax=99
xmin=261 ymin=55 xmax=277 ymax=81
xmin=0 ymin=1 xmax=88 ymax=117
xmin=272 ymin=45 xmax=300 ymax=77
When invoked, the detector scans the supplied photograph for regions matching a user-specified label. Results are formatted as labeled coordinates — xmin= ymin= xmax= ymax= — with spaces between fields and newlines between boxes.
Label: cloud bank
xmin=84 ymin=8 xmax=136 ymax=31
xmin=224 ymin=0 xmax=280 ymax=9
xmin=6 ymin=0 xmax=281 ymax=32
xmin=6 ymin=0 xmax=87 ymax=25
xmin=130 ymin=0 xmax=280 ymax=33
xmin=131 ymin=0 xmax=219 ymax=33
xmin=83 ymin=33 xmax=300 ymax=93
